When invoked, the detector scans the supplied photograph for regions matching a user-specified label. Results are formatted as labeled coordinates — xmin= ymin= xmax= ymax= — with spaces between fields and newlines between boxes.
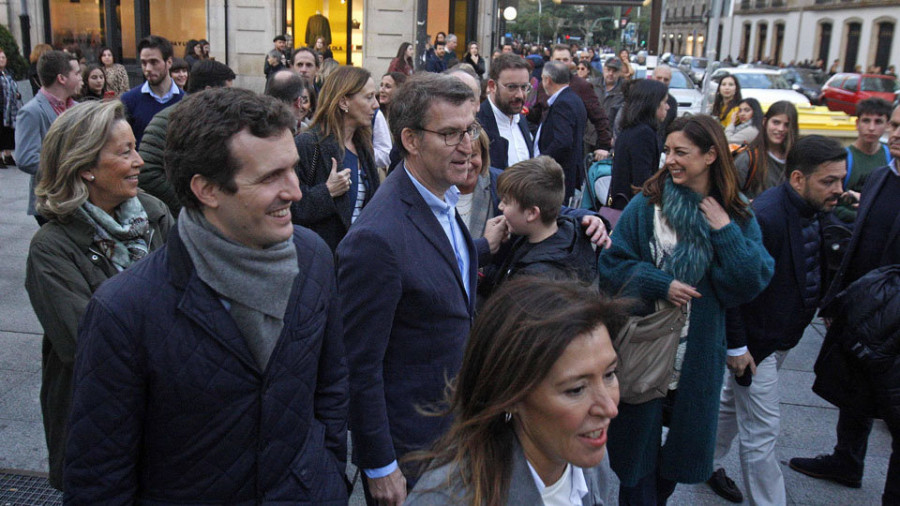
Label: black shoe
xmin=707 ymin=468 xmax=743 ymax=503
xmin=789 ymin=454 xmax=862 ymax=488
xmin=4 ymin=154 xmax=14 ymax=166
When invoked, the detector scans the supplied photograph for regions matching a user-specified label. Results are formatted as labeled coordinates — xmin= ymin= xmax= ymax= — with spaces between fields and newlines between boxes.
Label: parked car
xmin=706 ymin=68 xmax=811 ymax=106
xmin=650 ymin=67 xmax=703 ymax=117
xmin=820 ymin=73 xmax=900 ymax=115
xmin=779 ymin=68 xmax=827 ymax=105
xmin=678 ymin=56 xmax=709 ymax=84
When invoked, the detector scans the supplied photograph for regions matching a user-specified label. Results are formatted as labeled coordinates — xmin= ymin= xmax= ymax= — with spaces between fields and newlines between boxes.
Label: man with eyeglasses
xmin=336 ymin=73 xmax=509 ymax=506
xmin=527 ymin=44 xmax=612 ymax=154
xmin=476 ymin=53 xmax=534 ymax=169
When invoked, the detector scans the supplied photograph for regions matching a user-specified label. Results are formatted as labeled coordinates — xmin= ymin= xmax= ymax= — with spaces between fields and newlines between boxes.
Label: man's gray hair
xmin=389 ymin=73 xmax=475 ymax=158
xmin=446 ymin=33 xmax=458 ymax=43
xmin=655 ymin=63 xmax=673 ymax=74
xmin=542 ymin=61 xmax=571 ymax=85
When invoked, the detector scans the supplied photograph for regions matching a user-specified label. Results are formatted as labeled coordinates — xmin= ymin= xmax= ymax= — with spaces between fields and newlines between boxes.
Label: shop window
xmin=48 ymin=0 xmax=104 ymax=60
xmin=150 ymin=0 xmax=207 ymax=60
xmin=288 ymin=0 xmax=360 ymax=65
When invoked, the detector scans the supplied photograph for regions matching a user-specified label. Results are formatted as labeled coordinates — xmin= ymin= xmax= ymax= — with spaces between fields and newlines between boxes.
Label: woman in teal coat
xmin=598 ymin=115 xmax=774 ymax=504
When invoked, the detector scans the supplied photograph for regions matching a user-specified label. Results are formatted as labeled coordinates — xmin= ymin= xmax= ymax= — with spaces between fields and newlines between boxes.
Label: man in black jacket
xmin=789 ymin=105 xmax=900 ymax=506
xmin=709 ymin=136 xmax=847 ymax=504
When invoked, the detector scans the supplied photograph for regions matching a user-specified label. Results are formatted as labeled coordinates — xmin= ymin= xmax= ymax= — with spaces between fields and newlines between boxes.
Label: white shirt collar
xmin=526 ymin=461 xmax=589 ymax=506
xmin=547 ymin=84 xmax=569 ymax=106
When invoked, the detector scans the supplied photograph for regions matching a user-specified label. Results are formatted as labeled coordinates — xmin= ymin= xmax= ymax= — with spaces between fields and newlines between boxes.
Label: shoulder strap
xmin=303 ymin=140 xmax=321 ymax=187
xmin=742 ymin=148 xmax=757 ymax=192
xmin=844 ymin=146 xmax=853 ymax=188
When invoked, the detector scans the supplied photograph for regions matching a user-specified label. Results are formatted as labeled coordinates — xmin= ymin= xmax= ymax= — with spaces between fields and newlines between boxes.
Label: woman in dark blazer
xmin=609 ymin=79 xmax=670 ymax=210
xmin=292 ymin=66 xmax=380 ymax=251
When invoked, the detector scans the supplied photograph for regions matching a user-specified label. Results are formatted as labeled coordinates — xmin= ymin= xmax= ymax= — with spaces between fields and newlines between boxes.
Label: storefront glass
xmin=288 ymin=0 xmax=360 ymax=65
xmin=48 ymin=0 xmax=104 ymax=60
xmin=150 ymin=0 xmax=207 ymax=60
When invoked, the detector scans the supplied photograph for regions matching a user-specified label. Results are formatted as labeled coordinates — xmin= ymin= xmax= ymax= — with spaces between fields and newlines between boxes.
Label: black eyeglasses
xmin=418 ymin=124 xmax=482 ymax=146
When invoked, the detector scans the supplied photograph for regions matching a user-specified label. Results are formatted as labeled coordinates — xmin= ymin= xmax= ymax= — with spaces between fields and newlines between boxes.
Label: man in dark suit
xmin=15 ymin=50 xmax=82 ymax=225
xmin=476 ymin=53 xmax=534 ymax=170
xmin=534 ymin=61 xmax=587 ymax=203
xmin=710 ymin=136 xmax=847 ymax=505
xmin=789 ymin=105 xmax=900 ymax=505
xmin=527 ymin=44 xmax=611 ymax=152
xmin=336 ymin=73 xmax=507 ymax=506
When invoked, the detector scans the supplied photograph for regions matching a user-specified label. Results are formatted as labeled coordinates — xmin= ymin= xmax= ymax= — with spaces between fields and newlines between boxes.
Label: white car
xmin=650 ymin=68 xmax=703 ymax=117
xmin=706 ymin=68 xmax=810 ymax=107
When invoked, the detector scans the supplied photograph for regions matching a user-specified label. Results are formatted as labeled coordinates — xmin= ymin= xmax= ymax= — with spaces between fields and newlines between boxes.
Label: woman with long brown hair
xmin=388 ymin=42 xmax=415 ymax=76
xmin=734 ymin=100 xmax=799 ymax=199
xmin=597 ymin=114 xmax=773 ymax=504
xmin=292 ymin=66 xmax=381 ymax=251
xmin=407 ymin=277 xmax=627 ymax=505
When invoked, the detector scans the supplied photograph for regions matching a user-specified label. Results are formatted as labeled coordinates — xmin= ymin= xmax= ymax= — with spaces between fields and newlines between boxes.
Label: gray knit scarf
xmin=178 ymin=208 xmax=299 ymax=370
xmin=658 ymin=176 xmax=714 ymax=286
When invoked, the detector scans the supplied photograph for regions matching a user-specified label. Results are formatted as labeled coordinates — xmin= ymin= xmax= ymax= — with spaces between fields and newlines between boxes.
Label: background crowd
xmin=5 ymin=30 xmax=899 ymax=506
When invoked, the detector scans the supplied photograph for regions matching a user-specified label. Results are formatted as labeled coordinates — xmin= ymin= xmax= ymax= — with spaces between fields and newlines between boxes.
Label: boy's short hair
xmin=855 ymin=97 xmax=892 ymax=119
xmin=496 ymin=155 xmax=565 ymax=225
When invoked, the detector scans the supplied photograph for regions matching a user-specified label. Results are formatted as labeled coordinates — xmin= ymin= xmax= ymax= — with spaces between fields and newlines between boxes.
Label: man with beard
xmin=476 ymin=53 xmax=534 ymax=169
xmin=789 ymin=104 xmax=900 ymax=506
xmin=120 ymin=35 xmax=183 ymax=148
xmin=709 ymin=136 xmax=847 ymax=505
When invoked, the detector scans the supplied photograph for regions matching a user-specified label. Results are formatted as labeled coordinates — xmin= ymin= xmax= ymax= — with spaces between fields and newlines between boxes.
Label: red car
xmin=821 ymin=73 xmax=899 ymax=115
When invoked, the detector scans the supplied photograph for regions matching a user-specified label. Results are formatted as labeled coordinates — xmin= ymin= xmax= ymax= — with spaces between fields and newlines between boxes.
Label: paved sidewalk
xmin=0 ymin=167 xmax=891 ymax=504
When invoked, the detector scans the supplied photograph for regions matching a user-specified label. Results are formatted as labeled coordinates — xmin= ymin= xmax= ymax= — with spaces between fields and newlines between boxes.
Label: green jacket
xmin=24 ymin=192 xmax=173 ymax=489
xmin=137 ymin=106 xmax=181 ymax=217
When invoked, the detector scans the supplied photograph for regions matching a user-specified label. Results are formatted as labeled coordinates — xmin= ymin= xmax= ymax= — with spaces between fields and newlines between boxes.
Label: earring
xmin=341 ymin=106 xmax=348 ymax=113
xmin=89 ymin=175 xmax=95 ymax=181
xmin=504 ymin=411 xmax=512 ymax=423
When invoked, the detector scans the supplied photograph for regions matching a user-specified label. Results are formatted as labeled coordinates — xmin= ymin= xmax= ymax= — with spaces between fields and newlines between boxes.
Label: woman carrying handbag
xmin=597 ymin=114 xmax=773 ymax=505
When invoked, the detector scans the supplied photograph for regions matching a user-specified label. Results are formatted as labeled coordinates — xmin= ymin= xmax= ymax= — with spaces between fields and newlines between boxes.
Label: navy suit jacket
xmin=537 ymin=86 xmax=587 ymax=201
xmin=476 ymin=99 xmax=533 ymax=170
xmin=727 ymin=183 xmax=826 ymax=362
xmin=336 ymin=165 xmax=477 ymax=473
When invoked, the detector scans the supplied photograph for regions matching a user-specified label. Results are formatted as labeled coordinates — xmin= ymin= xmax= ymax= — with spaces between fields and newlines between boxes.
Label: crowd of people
xmin=7 ymin=32 xmax=899 ymax=506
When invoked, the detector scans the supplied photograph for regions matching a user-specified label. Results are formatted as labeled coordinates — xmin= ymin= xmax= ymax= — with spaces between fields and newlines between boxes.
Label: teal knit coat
xmin=598 ymin=192 xmax=774 ymax=486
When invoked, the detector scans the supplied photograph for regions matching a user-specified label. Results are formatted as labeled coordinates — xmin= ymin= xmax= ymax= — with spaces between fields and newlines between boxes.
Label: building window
xmin=874 ymin=21 xmax=894 ymax=72
xmin=773 ymin=23 xmax=785 ymax=64
xmin=817 ymin=22 xmax=832 ymax=64
xmin=756 ymin=23 xmax=768 ymax=62
xmin=286 ymin=0 xmax=363 ymax=65
xmin=843 ymin=21 xmax=861 ymax=72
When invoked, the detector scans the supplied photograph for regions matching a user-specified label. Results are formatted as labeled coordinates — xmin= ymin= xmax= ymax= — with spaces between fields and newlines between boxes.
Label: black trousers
xmin=833 ymin=408 xmax=900 ymax=505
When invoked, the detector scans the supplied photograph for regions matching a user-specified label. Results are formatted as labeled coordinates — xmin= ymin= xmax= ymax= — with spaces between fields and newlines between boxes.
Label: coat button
xmin=91 ymin=254 xmax=99 ymax=261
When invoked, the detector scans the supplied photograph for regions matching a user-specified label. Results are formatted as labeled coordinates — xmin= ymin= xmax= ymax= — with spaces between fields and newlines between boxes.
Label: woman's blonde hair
xmin=29 ymin=44 xmax=52 ymax=65
xmin=35 ymin=101 xmax=126 ymax=221
xmin=474 ymin=128 xmax=491 ymax=177
xmin=312 ymin=66 xmax=373 ymax=157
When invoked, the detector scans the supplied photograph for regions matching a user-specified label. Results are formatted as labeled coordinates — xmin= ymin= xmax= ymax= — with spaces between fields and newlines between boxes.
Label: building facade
xmin=1 ymin=0 xmax=496 ymax=91
xmin=659 ymin=0 xmax=897 ymax=73
xmin=722 ymin=0 xmax=897 ymax=70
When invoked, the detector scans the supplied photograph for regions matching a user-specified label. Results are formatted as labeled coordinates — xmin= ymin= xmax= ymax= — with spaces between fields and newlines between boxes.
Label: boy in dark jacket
xmin=486 ymin=156 xmax=597 ymax=294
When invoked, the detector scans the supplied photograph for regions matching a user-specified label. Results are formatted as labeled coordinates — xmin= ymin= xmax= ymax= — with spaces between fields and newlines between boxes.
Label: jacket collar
xmin=395 ymin=164 xmax=476 ymax=312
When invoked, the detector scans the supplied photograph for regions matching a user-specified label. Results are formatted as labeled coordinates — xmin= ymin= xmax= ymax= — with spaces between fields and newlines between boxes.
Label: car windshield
xmin=787 ymin=70 xmax=826 ymax=86
xmin=734 ymin=73 xmax=790 ymax=90
xmin=861 ymin=77 xmax=899 ymax=93
xmin=668 ymin=70 xmax=693 ymax=89
xmin=693 ymin=59 xmax=708 ymax=69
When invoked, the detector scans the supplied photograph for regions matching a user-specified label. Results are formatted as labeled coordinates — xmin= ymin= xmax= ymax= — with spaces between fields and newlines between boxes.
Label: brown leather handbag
xmin=613 ymin=300 xmax=687 ymax=404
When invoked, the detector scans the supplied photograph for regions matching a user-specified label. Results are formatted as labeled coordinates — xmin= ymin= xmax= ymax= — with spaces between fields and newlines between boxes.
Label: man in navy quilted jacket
xmin=63 ymin=88 xmax=350 ymax=504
